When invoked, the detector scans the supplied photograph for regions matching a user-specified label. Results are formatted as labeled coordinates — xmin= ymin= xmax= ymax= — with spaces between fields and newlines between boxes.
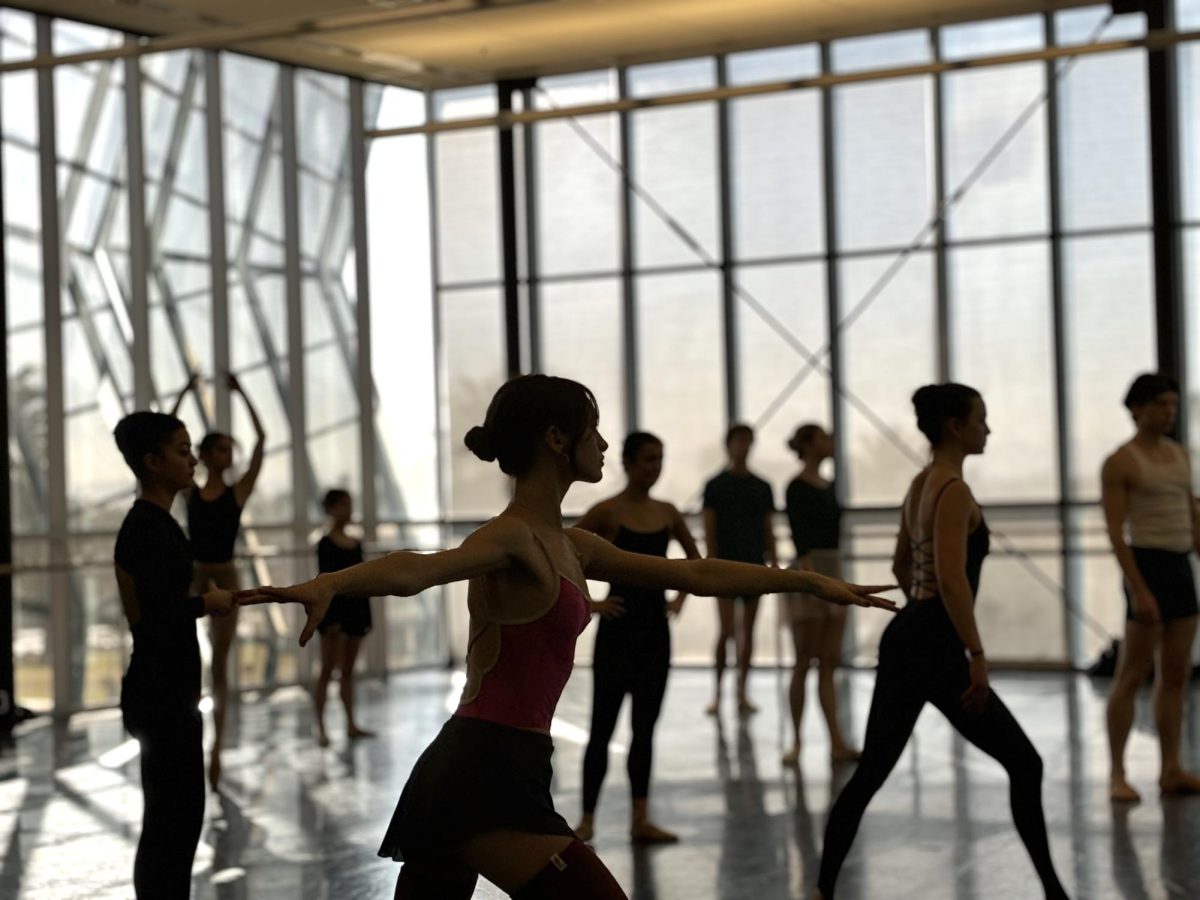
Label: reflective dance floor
xmin=2 ymin=667 xmax=1199 ymax=899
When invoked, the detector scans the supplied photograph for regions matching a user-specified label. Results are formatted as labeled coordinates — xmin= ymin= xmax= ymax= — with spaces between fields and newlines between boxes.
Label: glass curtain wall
xmin=428 ymin=3 xmax=1190 ymax=668
xmin=1 ymin=10 xmax=441 ymax=715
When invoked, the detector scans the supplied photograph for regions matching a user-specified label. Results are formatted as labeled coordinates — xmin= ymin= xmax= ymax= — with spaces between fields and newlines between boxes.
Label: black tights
xmin=817 ymin=656 xmax=1068 ymax=899
xmin=581 ymin=656 xmax=669 ymax=812
xmin=126 ymin=707 xmax=205 ymax=899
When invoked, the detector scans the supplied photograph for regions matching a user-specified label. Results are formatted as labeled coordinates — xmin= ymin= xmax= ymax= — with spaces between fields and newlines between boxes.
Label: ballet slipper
xmin=704 ymin=700 xmax=720 ymax=716
xmin=347 ymin=726 xmax=376 ymax=740
xmin=782 ymin=745 xmax=801 ymax=766
xmin=573 ymin=819 xmax=595 ymax=843
xmin=737 ymin=698 xmax=758 ymax=715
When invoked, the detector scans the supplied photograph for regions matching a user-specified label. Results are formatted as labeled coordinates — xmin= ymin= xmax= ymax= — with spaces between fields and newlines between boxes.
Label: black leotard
xmin=817 ymin=479 xmax=1067 ymax=899
xmin=187 ymin=486 xmax=242 ymax=563
xmin=582 ymin=525 xmax=672 ymax=810
xmin=785 ymin=478 xmax=841 ymax=557
xmin=316 ymin=536 xmax=372 ymax=638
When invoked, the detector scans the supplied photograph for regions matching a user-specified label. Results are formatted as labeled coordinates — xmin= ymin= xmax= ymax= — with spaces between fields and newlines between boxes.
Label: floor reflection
xmin=1 ymin=669 xmax=1198 ymax=899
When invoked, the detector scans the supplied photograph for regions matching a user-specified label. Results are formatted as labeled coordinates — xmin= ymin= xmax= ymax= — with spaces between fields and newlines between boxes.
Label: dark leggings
xmin=581 ymin=648 xmax=669 ymax=811
xmin=125 ymin=705 xmax=205 ymax=899
xmin=394 ymin=840 xmax=627 ymax=899
xmin=817 ymin=643 xmax=1068 ymax=899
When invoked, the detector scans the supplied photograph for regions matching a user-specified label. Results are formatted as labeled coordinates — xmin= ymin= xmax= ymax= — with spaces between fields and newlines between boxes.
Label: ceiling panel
xmin=10 ymin=0 xmax=1107 ymax=88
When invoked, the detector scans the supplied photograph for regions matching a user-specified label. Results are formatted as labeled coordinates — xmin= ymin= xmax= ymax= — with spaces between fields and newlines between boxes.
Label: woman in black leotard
xmin=171 ymin=371 xmax=265 ymax=788
xmin=312 ymin=488 xmax=375 ymax=747
xmin=782 ymin=423 xmax=859 ymax=767
xmin=573 ymin=432 xmax=702 ymax=845
xmin=815 ymin=384 xmax=1068 ymax=900
xmin=112 ymin=412 xmax=235 ymax=898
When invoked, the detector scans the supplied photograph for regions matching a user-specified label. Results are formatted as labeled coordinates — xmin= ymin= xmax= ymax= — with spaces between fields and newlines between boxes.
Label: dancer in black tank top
xmin=816 ymin=384 xmax=1068 ymax=900
xmin=312 ymin=488 xmax=376 ymax=747
xmin=112 ymin=412 xmax=235 ymax=898
xmin=171 ymin=371 xmax=266 ymax=788
xmin=573 ymin=432 xmax=702 ymax=845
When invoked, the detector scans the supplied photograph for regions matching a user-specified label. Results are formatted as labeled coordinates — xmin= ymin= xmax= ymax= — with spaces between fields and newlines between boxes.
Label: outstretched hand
xmin=236 ymin=578 xmax=333 ymax=646
xmin=809 ymin=574 xmax=898 ymax=612
xmin=591 ymin=596 xmax=625 ymax=620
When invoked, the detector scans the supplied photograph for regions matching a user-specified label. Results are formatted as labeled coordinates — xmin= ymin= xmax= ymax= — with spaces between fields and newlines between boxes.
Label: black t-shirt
xmin=785 ymin=478 xmax=841 ymax=557
xmin=703 ymin=470 xmax=775 ymax=563
xmin=115 ymin=499 xmax=204 ymax=706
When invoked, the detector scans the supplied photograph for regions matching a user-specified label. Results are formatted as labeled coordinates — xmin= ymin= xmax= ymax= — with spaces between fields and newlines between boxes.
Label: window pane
xmin=631 ymin=102 xmax=719 ymax=267
xmin=949 ymin=242 xmax=1057 ymax=501
xmin=540 ymin=278 xmax=625 ymax=515
xmin=834 ymin=77 xmax=934 ymax=252
xmin=223 ymin=55 xmax=292 ymax=523
xmin=940 ymin=15 xmax=1044 ymax=60
xmin=726 ymin=44 xmax=819 ymax=86
xmin=1063 ymin=234 xmax=1155 ymax=500
xmin=729 ymin=89 xmax=824 ymax=259
xmin=535 ymin=71 xmax=620 ymax=276
xmin=1057 ymin=49 xmax=1151 ymax=231
xmin=839 ymin=252 xmax=936 ymax=506
xmin=441 ymin=288 xmax=509 ymax=518
xmin=435 ymin=126 xmax=501 ymax=284
xmin=635 ymin=271 xmax=725 ymax=505
xmin=1177 ymin=42 xmax=1200 ymax=222
xmin=1183 ymin=229 xmax=1200 ymax=477
xmin=628 ymin=58 xmax=714 ymax=98
xmin=368 ymin=105 xmax=439 ymax=523
xmin=832 ymin=30 xmax=931 ymax=74
xmin=970 ymin=511 xmax=1065 ymax=662
xmin=734 ymin=262 xmax=830 ymax=494
xmin=943 ymin=63 xmax=1048 ymax=241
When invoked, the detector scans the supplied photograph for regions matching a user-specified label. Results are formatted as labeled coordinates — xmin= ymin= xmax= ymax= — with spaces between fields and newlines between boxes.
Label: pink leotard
xmin=456 ymin=575 xmax=591 ymax=731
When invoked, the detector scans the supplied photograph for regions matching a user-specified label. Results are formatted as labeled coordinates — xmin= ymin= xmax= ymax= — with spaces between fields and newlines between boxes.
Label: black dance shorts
xmin=378 ymin=715 xmax=575 ymax=866
xmin=1125 ymin=547 xmax=1199 ymax=623
xmin=317 ymin=595 xmax=373 ymax=638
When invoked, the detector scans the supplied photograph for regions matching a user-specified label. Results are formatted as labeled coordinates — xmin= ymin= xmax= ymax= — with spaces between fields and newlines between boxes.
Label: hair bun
xmin=464 ymin=425 xmax=497 ymax=462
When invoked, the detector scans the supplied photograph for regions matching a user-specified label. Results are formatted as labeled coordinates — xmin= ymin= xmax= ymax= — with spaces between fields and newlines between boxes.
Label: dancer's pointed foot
xmin=705 ymin=700 xmax=720 ymax=716
xmin=630 ymin=821 xmax=678 ymax=844
xmin=1110 ymin=774 xmax=1141 ymax=804
xmin=347 ymin=725 xmax=376 ymax=740
xmin=782 ymin=744 xmax=801 ymax=767
xmin=1160 ymin=769 xmax=1200 ymax=796
xmin=737 ymin=697 xmax=758 ymax=715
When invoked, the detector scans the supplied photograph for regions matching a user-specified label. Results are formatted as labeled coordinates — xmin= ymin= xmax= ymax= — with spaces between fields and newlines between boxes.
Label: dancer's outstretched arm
xmin=569 ymin=528 xmax=897 ymax=612
xmin=240 ymin=516 xmax=541 ymax=645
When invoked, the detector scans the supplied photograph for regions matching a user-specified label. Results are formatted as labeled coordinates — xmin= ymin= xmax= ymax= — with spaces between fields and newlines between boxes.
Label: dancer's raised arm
xmin=229 ymin=373 xmax=266 ymax=506
xmin=241 ymin=516 xmax=538 ymax=645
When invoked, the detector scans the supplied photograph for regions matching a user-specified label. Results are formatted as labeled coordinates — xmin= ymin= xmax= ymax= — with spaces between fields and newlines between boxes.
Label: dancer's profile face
xmin=625 ymin=441 xmax=663 ymax=490
xmin=147 ymin=427 xmax=197 ymax=491
xmin=1133 ymin=390 xmax=1179 ymax=434
xmin=957 ymin=397 xmax=990 ymax=456
xmin=572 ymin=420 xmax=608 ymax=484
